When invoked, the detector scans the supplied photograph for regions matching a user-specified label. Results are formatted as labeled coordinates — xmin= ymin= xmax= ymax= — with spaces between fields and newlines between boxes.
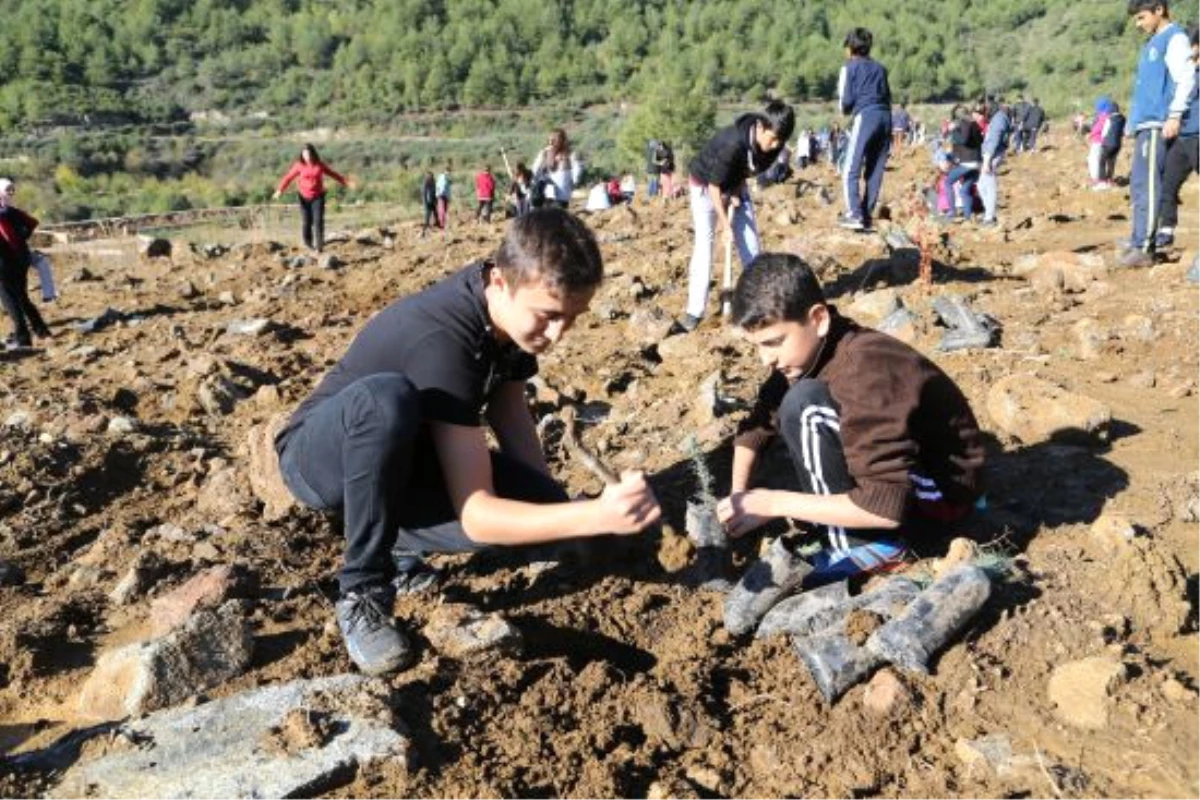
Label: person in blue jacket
xmin=836 ymin=28 xmax=893 ymax=232
xmin=1119 ymin=0 xmax=1195 ymax=268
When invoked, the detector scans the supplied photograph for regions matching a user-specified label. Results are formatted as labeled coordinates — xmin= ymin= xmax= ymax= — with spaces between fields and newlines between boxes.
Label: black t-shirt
xmin=689 ymin=114 xmax=781 ymax=194
xmin=278 ymin=262 xmax=537 ymax=444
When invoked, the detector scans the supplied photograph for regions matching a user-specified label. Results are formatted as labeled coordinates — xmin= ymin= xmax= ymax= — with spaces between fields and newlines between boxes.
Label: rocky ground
xmin=0 ymin=131 xmax=1197 ymax=798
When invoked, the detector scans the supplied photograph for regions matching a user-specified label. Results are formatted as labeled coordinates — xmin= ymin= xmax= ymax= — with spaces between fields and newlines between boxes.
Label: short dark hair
xmin=495 ymin=207 xmax=602 ymax=294
xmin=762 ymin=100 xmax=796 ymax=143
xmin=844 ymin=28 xmax=874 ymax=57
xmin=1127 ymin=0 xmax=1167 ymax=14
xmin=731 ymin=253 xmax=826 ymax=330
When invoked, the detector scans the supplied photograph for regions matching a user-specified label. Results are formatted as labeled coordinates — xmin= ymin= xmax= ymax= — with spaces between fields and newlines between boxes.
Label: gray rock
xmin=74 ymin=307 xmax=126 ymax=334
xmin=423 ymin=604 xmax=523 ymax=660
xmin=197 ymin=375 xmax=246 ymax=416
xmin=626 ymin=306 xmax=676 ymax=346
xmin=106 ymin=416 xmax=137 ymax=435
xmin=56 ymin=675 xmax=411 ymax=799
xmin=1188 ymin=256 xmax=1199 ymax=284
xmin=178 ymin=281 xmax=199 ymax=299
xmin=318 ymin=253 xmax=343 ymax=271
xmin=5 ymin=410 xmax=32 ymax=429
xmin=224 ymin=318 xmax=273 ymax=337
xmin=78 ymin=601 xmax=253 ymax=721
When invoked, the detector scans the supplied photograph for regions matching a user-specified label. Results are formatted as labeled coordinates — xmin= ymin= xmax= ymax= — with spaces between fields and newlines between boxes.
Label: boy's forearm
xmin=730 ymin=443 xmax=759 ymax=493
xmin=766 ymin=490 xmax=901 ymax=530
xmin=460 ymin=493 xmax=602 ymax=545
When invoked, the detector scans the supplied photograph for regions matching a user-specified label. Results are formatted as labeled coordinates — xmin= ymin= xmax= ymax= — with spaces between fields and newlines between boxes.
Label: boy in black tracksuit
xmin=837 ymin=27 xmax=893 ymax=232
xmin=276 ymin=209 xmax=662 ymax=675
xmin=717 ymin=253 xmax=985 ymax=625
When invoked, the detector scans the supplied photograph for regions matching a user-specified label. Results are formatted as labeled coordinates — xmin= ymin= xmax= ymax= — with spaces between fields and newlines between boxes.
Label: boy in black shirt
xmin=679 ymin=100 xmax=795 ymax=331
xmin=276 ymin=208 xmax=662 ymax=674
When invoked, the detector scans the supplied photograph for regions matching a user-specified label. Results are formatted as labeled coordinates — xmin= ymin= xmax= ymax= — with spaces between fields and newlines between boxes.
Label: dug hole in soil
xmin=0 ymin=131 xmax=1197 ymax=798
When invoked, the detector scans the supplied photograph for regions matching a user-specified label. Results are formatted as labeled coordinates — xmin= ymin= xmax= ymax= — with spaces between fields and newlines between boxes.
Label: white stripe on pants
xmin=685 ymin=183 xmax=759 ymax=319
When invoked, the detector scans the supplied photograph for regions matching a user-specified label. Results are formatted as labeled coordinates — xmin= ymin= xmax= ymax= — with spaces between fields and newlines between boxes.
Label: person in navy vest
xmin=836 ymin=28 xmax=893 ymax=233
xmin=1156 ymin=24 xmax=1199 ymax=250
xmin=1119 ymin=0 xmax=1195 ymax=268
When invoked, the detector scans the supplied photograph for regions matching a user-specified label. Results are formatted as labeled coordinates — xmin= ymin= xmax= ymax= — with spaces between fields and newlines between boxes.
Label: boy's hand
xmin=717 ymin=490 xmax=774 ymax=538
xmin=597 ymin=471 xmax=661 ymax=534
xmin=271 ymin=190 xmax=281 ymax=201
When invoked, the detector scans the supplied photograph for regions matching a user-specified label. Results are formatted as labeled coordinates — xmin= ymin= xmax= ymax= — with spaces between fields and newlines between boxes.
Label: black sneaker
xmin=390 ymin=551 xmax=440 ymax=595
xmin=836 ymin=213 xmax=864 ymax=231
xmin=335 ymin=586 xmax=413 ymax=675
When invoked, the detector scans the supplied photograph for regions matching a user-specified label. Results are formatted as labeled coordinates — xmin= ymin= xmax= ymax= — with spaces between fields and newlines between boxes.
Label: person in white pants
xmin=679 ymin=101 xmax=795 ymax=331
xmin=685 ymin=185 xmax=759 ymax=323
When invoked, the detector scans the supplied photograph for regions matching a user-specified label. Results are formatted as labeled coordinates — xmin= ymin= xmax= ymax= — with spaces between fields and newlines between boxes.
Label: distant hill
xmin=0 ymin=0 xmax=1189 ymax=132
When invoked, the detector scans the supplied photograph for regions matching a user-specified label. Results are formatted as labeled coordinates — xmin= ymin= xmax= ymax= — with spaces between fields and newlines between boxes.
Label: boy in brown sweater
xmin=717 ymin=253 xmax=985 ymax=590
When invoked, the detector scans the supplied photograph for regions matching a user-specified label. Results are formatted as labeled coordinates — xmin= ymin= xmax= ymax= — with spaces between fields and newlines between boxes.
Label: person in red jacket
xmin=474 ymin=165 xmax=496 ymax=223
xmin=272 ymin=144 xmax=352 ymax=253
xmin=0 ymin=178 xmax=50 ymax=350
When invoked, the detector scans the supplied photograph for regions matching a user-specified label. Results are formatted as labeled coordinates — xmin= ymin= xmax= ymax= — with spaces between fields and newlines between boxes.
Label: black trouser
xmin=299 ymin=194 xmax=326 ymax=251
xmin=276 ymin=373 xmax=568 ymax=593
xmin=422 ymin=203 xmax=437 ymax=232
xmin=0 ymin=260 xmax=47 ymax=345
xmin=776 ymin=379 xmax=901 ymax=553
xmin=1160 ymin=135 xmax=1199 ymax=230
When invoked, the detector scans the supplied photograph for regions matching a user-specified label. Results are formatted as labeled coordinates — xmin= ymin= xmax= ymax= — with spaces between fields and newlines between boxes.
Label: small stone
xmin=5 ymin=411 xmax=32 ymax=429
xmin=225 ymin=318 xmax=273 ymax=337
xmin=317 ymin=254 xmax=342 ymax=271
xmin=955 ymin=733 xmax=1014 ymax=772
xmin=106 ymin=416 xmax=137 ymax=435
xmin=625 ymin=306 xmax=675 ymax=346
xmin=862 ymin=668 xmax=912 ymax=716
xmin=178 ymin=281 xmax=199 ymax=299
xmin=849 ymin=289 xmax=901 ymax=322
xmin=218 ymin=290 xmax=238 ymax=306
xmin=1047 ymin=656 xmax=1127 ymax=729
xmin=422 ymin=604 xmax=523 ymax=661
xmin=1128 ymin=371 xmax=1156 ymax=389
xmin=932 ymin=537 xmax=979 ymax=578
xmin=1090 ymin=512 xmax=1138 ymax=550
xmin=1161 ymin=677 xmax=1192 ymax=703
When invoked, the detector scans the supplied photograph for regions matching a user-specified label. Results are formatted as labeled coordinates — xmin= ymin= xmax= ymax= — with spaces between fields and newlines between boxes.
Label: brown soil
xmin=845 ymin=609 xmax=888 ymax=647
xmin=0 ymin=130 xmax=1197 ymax=798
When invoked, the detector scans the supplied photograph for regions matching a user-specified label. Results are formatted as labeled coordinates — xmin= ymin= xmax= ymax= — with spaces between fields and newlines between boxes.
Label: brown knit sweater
xmin=735 ymin=309 xmax=985 ymax=522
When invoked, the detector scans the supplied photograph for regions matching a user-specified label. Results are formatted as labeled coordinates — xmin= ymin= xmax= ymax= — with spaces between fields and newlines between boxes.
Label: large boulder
xmin=56 ymin=675 xmax=411 ymax=799
xmin=986 ymin=374 xmax=1112 ymax=443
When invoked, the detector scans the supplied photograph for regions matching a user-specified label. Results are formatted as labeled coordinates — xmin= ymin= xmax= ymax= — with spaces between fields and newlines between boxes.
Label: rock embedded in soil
xmin=1090 ymin=512 xmax=1138 ymax=551
xmin=149 ymin=565 xmax=256 ymax=637
xmin=986 ymin=374 xmax=1112 ymax=444
xmin=55 ymin=675 xmax=410 ymax=799
xmin=1047 ymin=656 xmax=1127 ymax=729
xmin=861 ymin=668 xmax=912 ymax=716
xmin=422 ymin=603 xmax=523 ymax=661
xmin=244 ymin=413 xmax=297 ymax=522
xmin=849 ymin=288 xmax=901 ymax=322
xmin=78 ymin=600 xmax=253 ymax=721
